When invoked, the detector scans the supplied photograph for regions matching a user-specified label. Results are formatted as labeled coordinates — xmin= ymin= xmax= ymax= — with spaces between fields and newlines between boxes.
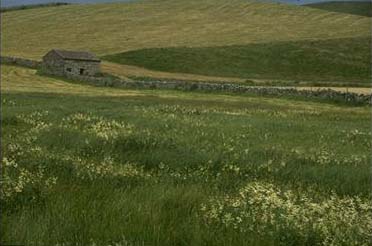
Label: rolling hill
xmin=1 ymin=0 xmax=371 ymax=83
xmin=103 ymin=37 xmax=370 ymax=83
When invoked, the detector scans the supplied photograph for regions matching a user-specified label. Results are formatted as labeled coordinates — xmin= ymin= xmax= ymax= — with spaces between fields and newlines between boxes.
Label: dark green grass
xmin=1 ymin=90 xmax=371 ymax=246
xmin=305 ymin=1 xmax=372 ymax=17
xmin=103 ymin=37 xmax=371 ymax=84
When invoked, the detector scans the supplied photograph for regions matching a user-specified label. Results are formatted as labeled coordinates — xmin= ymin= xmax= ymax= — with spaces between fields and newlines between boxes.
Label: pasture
xmin=1 ymin=0 xmax=371 ymax=84
xmin=103 ymin=37 xmax=371 ymax=83
xmin=1 ymin=65 xmax=371 ymax=246
xmin=1 ymin=0 xmax=372 ymax=245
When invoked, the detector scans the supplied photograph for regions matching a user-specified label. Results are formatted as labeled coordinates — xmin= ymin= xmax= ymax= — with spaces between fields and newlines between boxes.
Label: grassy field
xmin=101 ymin=61 xmax=247 ymax=84
xmin=101 ymin=62 xmax=372 ymax=90
xmin=1 ymin=1 xmax=372 ymax=244
xmin=1 ymin=0 xmax=371 ymax=83
xmin=1 ymin=65 xmax=372 ymax=246
xmin=103 ymin=37 xmax=371 ymax=83
xmin=305 ymin=1 xmax=372 ymax=17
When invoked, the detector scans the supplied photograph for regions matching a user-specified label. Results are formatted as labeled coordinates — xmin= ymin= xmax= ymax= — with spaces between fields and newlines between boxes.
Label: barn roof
xmin=52 ymin=49 xmax=101 ymax=62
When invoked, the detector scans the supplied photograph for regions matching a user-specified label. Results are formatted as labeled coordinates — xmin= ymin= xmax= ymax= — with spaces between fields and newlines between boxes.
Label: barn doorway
xmin=79 ymin=68 xmax=85 ymax=75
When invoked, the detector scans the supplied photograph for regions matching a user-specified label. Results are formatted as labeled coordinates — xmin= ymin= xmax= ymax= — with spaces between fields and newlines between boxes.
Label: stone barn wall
xmin=63 ymin=60 xmax=100 ymax=76
xmin=41 ymin=51 xmax=65 ymax=76
xmin=41 ymin=51 xmax=101 ymax=76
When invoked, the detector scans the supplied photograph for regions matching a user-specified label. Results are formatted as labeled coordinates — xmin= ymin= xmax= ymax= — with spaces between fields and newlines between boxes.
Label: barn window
xmin=66 ymin=67 xmax=72 ymax=72
xmin=80 ymin=68 xmax=85 ymax=75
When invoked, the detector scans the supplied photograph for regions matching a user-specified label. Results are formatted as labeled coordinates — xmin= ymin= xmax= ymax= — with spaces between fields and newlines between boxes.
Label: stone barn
xmin=42 ymin=49 xmax=101 ymax=76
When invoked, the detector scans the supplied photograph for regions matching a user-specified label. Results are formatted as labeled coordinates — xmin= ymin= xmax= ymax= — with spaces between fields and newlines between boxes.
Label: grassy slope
xmin=101 ymin=62 xmax=249 ymax=83
xmin=2 ymin=65 xmax=372 ymax=245
xmin=3 ymin=0 xmax=369 ymax=58
xmin=305 ymin=1 xmax=372 ymax=17
xmin=1 ymin=0 xmax=371 ymax=83
xmin=103 ymin=37 xmax=371 ymax=83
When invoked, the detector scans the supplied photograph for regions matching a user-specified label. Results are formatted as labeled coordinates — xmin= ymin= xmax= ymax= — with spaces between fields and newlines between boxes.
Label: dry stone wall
xmin=66 ymin=74 xmax=372 ymax=105
xmin=1 ymin=55 xmax=371 ymax=105
xmin=0 ymin=56 xmax=41 ymax=69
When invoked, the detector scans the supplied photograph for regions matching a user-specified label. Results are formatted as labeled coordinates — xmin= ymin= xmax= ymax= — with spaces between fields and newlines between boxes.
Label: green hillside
xmin=1 ymin=0 xmax=370 ymax=83
xmin=306 ymin=1 xmax=372 ymax=17
xmin=104 ymin=37 xmax=371 ymax=83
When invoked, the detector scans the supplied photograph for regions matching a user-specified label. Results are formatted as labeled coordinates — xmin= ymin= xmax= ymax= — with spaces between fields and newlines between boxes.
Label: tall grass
xmin=1 ymin=65 xmax=371 ymax=245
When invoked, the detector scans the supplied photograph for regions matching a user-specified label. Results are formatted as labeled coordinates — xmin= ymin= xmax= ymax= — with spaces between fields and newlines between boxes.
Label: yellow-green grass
xmin=101 ymin=61 xmax=247 ymax=83
xmin=1 ymin=0 xmax=370 ymax=60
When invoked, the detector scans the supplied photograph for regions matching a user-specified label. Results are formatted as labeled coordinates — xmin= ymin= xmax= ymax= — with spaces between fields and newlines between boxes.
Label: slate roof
xmin=52 ymin=49 xmax=101 ymax=62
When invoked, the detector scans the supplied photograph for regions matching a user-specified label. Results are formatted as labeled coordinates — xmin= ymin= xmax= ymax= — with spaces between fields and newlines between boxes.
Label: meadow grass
xmin=1 ymin=0 xmax=371 ymax=84
xmin=1 ymin=65 xmax=371 ymax=246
